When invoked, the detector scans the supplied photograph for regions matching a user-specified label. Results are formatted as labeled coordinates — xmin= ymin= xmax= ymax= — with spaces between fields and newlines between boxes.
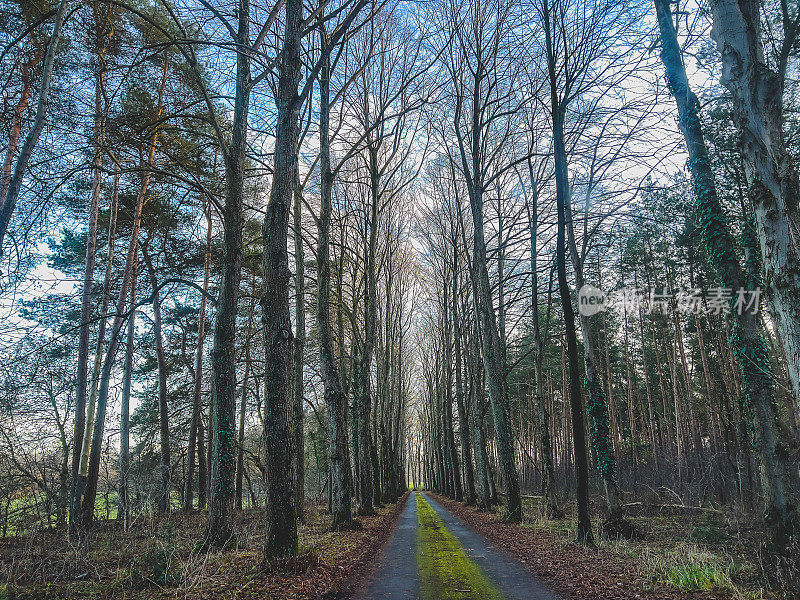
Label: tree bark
xmin=443 ymin=270 xmax=463 ymax=501
xmin=709 ymin=0 xmax=800 ymax=417
xmin=119 ymin=262 xmax=135 ymax=530
xmin=292 ymin=172 xmax=306 ymax=521
xmin=202 ymin=0 xmax=250 ymax=550
xmin=657 ymin=0 xmax=790 ymax=540
xmin=470 ymin=326 xmax=491 ymax=511
xmin=262 ymin=0 xmax=302 ymax=559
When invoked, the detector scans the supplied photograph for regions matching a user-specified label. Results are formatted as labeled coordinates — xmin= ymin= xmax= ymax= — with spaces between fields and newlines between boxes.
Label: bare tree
xmin=438 ymin=0 xmax=530 ymax=522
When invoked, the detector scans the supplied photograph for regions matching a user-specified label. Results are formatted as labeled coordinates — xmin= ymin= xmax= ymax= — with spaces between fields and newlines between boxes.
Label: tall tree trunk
xmin=354 ymin=143 xmax=382 ymax=515
xmin=534 ymin=360 xmax=558 ymax=502
xmin=673 ymin=307 xmax=701 ymax=462
xmin=453 ymin=260 xmax=476 ymax=505
xmin=638 ymin=302 xmax=660 ymax=473
xmin=603 ymin=320 xmax=621 ymax=456
xmin=202 ymin=0 xmax=250 ymax=550
xmin=292 ymin=172 xmax=306 ymax=521
xmin=235 ymin=306 xmax=253 ymax=511
xmin=464 ymin=168 xmax=521 ymax=522
xmin=470 ymin=331 xmax=491 ymax=511
xmin=198 ymin=408 xmax=208 ymax=510
xmin=452 ymin=44 xmax=521 ymax=521
xmin=262 ymin=0 xmax=301 ymax=558
xmin=443 ymin=271 xmax=463 ymax=501
xmin=70 ymin=16 xmax=107 ymax=531
xmin=119 ymin=263 xmax=135 ymax=530
xmin=549 ymin=106 xmax=594 ymax=544
xmin=78 ymin=60 xmax=164 ymax=528
xmin=317 ymin=46 xmax=353 ymax=530
xmin=563 ymin=175 xmax=623 ymax=523
xmin=656 ymin=0 xmax=791 ymax=542
xmin=526 ymin=179 xmax=561 ymax=519
xmin=79 ymin=145 xmax=150 ymax=529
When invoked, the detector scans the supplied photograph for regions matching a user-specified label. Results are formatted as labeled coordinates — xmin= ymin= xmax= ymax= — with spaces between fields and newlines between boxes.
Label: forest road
xmin=353 ymin=491 xmax=560 ymax=600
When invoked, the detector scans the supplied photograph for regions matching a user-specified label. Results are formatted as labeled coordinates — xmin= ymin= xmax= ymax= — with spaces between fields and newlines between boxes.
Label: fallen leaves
xmin=428 ymin=494 xmax=730 ymax=600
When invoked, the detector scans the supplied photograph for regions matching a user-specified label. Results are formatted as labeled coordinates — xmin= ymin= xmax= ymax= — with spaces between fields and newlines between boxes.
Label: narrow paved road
xmin=355 ymin=491 xmax=560 ymax=600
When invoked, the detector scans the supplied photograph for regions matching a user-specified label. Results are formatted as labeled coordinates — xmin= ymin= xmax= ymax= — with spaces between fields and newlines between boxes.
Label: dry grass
xmin=0 ymin=497 xmax=407 ymax=600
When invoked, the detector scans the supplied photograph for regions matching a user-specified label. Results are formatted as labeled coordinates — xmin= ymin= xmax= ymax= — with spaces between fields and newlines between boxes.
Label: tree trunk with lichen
xmin=656 ymin=0 xmax=791 ymax=544
xmin=262 ymin=0 xmax=302 ymax=559
xmin=709 ymin=0 xmax=800 ymax=419
xmin=202 ymin=0 xmax=249 ymax=550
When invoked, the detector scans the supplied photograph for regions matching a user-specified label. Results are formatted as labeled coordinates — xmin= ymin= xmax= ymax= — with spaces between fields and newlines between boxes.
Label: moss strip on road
xmin=416 ymin=494 xmax=506 ymax=600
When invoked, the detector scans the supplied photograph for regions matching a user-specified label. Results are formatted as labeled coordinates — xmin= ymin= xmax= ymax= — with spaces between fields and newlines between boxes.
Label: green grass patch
xmin=630 ymin=544 xmax=736 ymax=593
xmin=416 ymin=494 xmax=506 ymax=600
xmin=666 ymin=560 xmax=730 ymax=591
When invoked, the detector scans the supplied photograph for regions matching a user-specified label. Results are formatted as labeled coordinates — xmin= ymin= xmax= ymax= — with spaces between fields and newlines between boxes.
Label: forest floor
xmin=1 ymin=491 xmax=786 ymax=600
xmin=430 ymin=493 xmax=778 ymax=600
xmin=0 ymin=493 xmax=408 ymax=600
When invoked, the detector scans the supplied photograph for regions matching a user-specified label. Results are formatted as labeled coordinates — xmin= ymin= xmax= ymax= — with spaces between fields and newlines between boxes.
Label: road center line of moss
xmin=416 ymin=494 xmax=506 ymax=600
